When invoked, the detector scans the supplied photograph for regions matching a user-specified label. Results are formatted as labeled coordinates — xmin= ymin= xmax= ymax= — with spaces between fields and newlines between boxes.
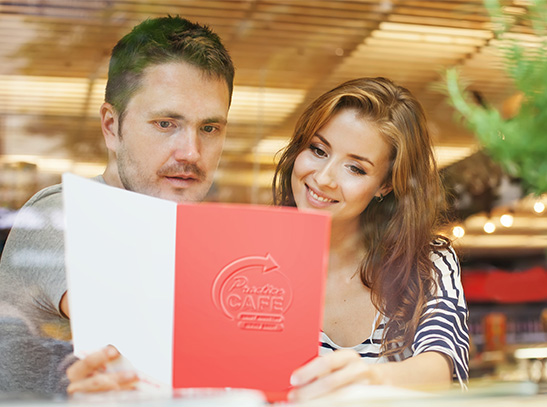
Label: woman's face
xmin=291 ymin=108 xmax=393 ymax=227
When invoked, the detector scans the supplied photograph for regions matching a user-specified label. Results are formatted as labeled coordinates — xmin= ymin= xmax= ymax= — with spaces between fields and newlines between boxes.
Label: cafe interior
xmin=0 ymin=0 xmax=546 ymax=405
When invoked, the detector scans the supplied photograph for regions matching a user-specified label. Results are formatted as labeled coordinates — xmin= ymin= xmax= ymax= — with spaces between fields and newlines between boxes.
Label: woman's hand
xmin=288 ymin=349 xmax=387 ymax=402
xmin=288 ymin=350 xmax=452 ymax=402
xmin=66 ymin=346 xmax=139 ymax=394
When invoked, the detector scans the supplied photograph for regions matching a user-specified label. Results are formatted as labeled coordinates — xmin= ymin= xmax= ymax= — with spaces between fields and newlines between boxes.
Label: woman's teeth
xmin=309 ymin=188 xmax=334 ymax=203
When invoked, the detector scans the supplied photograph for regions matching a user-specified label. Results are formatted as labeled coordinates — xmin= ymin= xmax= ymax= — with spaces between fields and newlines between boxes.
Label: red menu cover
xmin=63 ymin=173 xmax=330 ymax=402
xmin=172 ymin=204 xmax=329 ymax=401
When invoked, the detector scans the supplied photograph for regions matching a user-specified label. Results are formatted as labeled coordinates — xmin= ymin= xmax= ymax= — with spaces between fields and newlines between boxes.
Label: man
xmin=0 ymin=301 xmax=75 ymax=395
xmin=0 ymin=15 xmax=234 ymax=395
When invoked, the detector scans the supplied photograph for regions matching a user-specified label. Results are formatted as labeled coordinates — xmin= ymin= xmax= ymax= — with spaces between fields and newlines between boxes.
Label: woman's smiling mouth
xmin=306 ymin=185 xmax=338 ymax=205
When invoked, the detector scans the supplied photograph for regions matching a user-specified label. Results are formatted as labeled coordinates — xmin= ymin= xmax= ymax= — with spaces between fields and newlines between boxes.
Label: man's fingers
xmin=66 ymin=371 xmax=138 ymax=394
xmin=66 ymin=346 xmax=139 ymax=395
xmin=66 ymin=346 xmax=120 ymax=382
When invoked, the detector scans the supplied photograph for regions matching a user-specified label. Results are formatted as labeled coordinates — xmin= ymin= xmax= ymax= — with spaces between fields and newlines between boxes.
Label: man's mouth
xmin=163 ymin=174 xmax=200 ymax=187
xmin=158 ymin=163 xmax=206 ymax=184
xmin=166 ymin=174 xmax=198 ymax=181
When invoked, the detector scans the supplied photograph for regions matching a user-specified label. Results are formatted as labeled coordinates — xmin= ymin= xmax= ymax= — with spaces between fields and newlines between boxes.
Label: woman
xmin=273 ymin=77 xmax=469 ymax=401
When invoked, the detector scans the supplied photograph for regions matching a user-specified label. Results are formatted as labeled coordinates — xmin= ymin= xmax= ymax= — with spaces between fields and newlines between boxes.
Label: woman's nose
xmin=314 ymin=161 xmax=337 ymax=189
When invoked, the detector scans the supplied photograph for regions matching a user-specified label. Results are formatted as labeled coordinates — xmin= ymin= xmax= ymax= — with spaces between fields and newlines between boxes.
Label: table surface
xmin=1 ymin=381 xmax=546 ymax=407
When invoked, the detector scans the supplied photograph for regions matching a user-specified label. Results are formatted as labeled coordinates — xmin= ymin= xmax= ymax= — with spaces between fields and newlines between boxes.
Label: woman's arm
xmin=289 ymin=349 xmax=452 ymax=402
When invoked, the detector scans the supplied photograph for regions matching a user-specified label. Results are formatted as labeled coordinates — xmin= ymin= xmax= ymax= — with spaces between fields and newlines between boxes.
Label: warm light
xmin=0 ymin=76 xmax=307 ymax=127
xmin=483 ymin=221 xmax=496 ymax=234
xmin=0 ymin=75 xmax=107 ymax=117
xmin=254 ymin=138 xmax=290 ymax=156
xmin=0 ymin=154 xmax=105 ymax=176
xmin=514 ymin=347 xmax=547 ymax=360
xmin=452 ymin=226 xmax=465 ymax=238
xmin=379 ymin=22 xmax=492 ymax=39
xmin=228 ymin=86 xmax=306 ymax=125
xmin=500 ymin=213 xmax=514 ymax=227
xmin=434 ymin=145 xmax=479 ymax=168
xmin=533 ymin=201 xmax=545 ymax=214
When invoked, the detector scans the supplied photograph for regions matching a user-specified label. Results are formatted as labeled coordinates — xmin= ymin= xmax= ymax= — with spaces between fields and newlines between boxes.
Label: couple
xmin=0 ymin=16 xmax=469 ymax=402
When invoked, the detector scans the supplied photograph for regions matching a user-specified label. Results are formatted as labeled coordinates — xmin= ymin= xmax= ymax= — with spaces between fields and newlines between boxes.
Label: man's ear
xmin=100 ymin=102 xmax=120 ymax=153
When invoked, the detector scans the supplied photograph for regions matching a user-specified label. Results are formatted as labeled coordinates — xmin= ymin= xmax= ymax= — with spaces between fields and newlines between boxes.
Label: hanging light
xmin=500 ymin=212 xmax=514 ymax=227
xmin=483 ymin=221 xmax=496 ymax=234
xmin=533 ymin=201 xmax=545 ymax=214
xmin=452 ymin=225 xmax=465 ymax=238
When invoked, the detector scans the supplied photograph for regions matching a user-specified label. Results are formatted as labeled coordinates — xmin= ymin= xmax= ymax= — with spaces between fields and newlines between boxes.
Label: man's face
xmin=108 ymin=62 xmax=230 ymax=203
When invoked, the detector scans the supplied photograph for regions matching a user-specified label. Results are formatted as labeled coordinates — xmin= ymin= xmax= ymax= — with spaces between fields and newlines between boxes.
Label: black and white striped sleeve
xmin=412 ymin=245 xmax=470 ymax=387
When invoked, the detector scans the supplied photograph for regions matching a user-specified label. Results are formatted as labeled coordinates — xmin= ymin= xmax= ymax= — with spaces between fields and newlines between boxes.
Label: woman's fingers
xmin=66 ymin=345 xmax=120 ymax=382
xmin=292 ymin=359 xmax=369 ymax=401
xmin=291 ymin=349 xmax=360 ymax=387
xmin=66 ymin=370 xmax=138 ymax=394
xmin=289 ymin=350 xmax=370 ymax=402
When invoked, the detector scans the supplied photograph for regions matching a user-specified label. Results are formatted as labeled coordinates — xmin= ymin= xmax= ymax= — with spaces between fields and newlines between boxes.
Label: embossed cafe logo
xmin=212 ymin=254 xmax=293 ymax=331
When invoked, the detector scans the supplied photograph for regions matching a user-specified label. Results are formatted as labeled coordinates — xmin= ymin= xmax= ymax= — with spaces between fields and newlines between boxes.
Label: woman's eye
xmin=349 ymin=165 xmax=366 ymax=175
xmin=310 ymin=145 xmax=326 ymax=157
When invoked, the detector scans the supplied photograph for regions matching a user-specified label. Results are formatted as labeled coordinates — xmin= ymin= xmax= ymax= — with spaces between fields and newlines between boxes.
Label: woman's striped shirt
xmin=319 ymin=244 xmax=469 ymax=387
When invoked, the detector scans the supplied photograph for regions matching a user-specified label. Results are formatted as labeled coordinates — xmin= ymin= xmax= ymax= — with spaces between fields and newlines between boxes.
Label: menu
xmin=62 ymin=173 xmax=330 ymax=401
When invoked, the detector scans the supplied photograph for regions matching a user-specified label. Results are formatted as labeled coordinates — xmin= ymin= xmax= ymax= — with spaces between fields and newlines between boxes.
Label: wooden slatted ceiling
xmin=0 ymin=0 xmax=538 ymax=187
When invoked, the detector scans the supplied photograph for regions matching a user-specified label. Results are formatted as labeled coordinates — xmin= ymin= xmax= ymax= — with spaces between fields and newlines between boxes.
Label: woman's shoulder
xmin=428 ymin=235 xmax=460 ymax=277
xmin=430 ymin=235 xmax=451 ymax=249
xmin=430 ymin=236 xmax=457 ymax=259
xmin=426 ymin=237 xmax=466 ymax=307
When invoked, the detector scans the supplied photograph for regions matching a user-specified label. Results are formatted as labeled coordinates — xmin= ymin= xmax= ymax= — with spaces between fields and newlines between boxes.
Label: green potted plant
xmin=445 ymin=0 xmax=547 ymax=196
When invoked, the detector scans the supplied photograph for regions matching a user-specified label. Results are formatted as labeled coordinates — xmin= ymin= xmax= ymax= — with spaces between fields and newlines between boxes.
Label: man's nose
xmin=172 ymin=129 xmax=200 ymax=163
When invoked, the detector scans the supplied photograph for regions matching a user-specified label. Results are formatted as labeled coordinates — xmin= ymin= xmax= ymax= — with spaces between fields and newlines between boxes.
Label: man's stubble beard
xmin=116 ymin=122 xmax=211 ymax=203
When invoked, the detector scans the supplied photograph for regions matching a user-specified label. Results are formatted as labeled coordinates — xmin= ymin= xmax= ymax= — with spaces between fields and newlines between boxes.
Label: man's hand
xmin=66 ymin=346 xmax=139 ymax=394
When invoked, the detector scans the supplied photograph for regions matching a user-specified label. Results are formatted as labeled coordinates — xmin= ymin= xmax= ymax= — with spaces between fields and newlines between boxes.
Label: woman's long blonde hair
xmin=273 ymin=77 xmax=449 ymax=357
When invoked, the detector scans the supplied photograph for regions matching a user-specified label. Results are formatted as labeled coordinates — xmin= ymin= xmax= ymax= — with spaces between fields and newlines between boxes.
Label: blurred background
xmin=0 ymin=0 xmax=546 ymax=387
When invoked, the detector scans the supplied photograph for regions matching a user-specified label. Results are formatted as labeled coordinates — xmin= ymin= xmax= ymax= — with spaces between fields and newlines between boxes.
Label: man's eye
xmin=158 ymin=121 xmax=171 ymax=128
xmin=202 ymin=125 xmax=216 ymax=133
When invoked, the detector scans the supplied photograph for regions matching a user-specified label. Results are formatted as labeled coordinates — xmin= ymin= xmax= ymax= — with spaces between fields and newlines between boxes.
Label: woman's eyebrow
xmin=315 ymin=133 xmax=331 ymax=147
xmin=349 ymin=153 xmax=374 ymax=167
xmin=315 ymin=133 xmax=374 ymax=167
